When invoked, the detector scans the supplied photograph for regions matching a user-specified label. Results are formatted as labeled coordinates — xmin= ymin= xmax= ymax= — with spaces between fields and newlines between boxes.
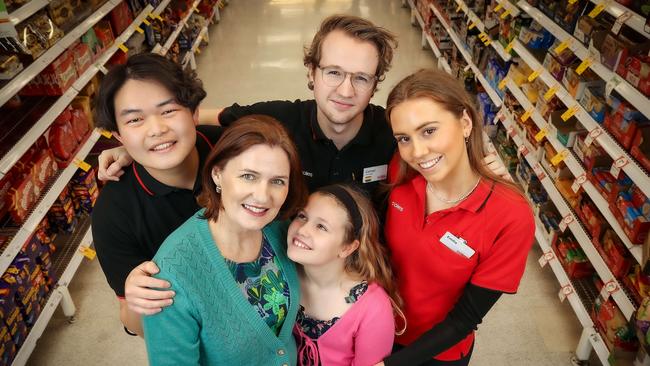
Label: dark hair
xmin=303 ymin=15 xmax=398 ymax=83
xmin=386 ymin=69 xmax=522 ymax=195
xmin=94 ymin=53 xmax=207 ymax=132
xmin=197 ymin=115 xmax=308 ymax=221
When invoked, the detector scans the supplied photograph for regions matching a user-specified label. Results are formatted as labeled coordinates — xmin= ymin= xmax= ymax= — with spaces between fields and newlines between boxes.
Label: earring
xmin=215 ymin=185 xmax=222 ymax=194
xmin=307 ymin=80 xmax=314 ymax=90
xmin=464 ymin=135 xmax=469 ymax=144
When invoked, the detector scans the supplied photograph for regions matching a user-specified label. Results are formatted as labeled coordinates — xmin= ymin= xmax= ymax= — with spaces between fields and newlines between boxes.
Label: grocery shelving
xmin=0 ymin=0 xmax=122 ymax=108
xmin=511 ymin=38 xmax=650 ymax=199
xmin=160 ymin=0 xmax=202 ymax=56
xmin=498 ymin=108 xmax=636 ymax=320
xmin=8 ymin=0 xmax=49 ymax=25
xmin=517 ymin=0 xmax=650 ymax=120
xmin=182 ymin=25 xmax=209 ymax=69
xmin=452 ymin=0 xmax=512 ymax=61
xmin=0 ymin=5 xmax=154 ymax=179
xmin=11 ymin=220 xmax=93 ymax=366
xmin=588 ymin=0 xmax=650 ymax=40
xmin=429 ymin=3 xmax=503 ymax=107
xmin=494 ymin=0 xmax=520 ymax=18
xmin=407 ymin=0 xmax=452 ymax=73
xmin=504 ymin=78 xmax=643 ymax=263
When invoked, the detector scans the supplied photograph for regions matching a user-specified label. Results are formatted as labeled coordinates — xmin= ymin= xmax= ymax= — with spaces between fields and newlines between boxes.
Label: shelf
xmin=517 ymin=0 xmax=650 ymax=120
xmin=588 ymin=0 xmax=650 ymax=40
xmin=0 ymin=5 xmax=155 ymax=179
xmin=0 ymin=129 xmax=100 ymax=278
xmin=153 ymin=0 xmax=172 ymax=15
xmin=0 ymin=0 xmax=121 ymax=108
xmin=498 ymin=109 xmax=637 ymax=320
xmin=12 ymin=218 xmax=92 ymax=366
xmin=408 ymin=0 xmax=425 ymax=29
xmin=407 ymin=0 xmax=452 ymax=74
xmin=430 ymin=4 xmax=503 ymax=107
xmin=511 ymin=38 xmax=650 ymax=199
xmin=504 ymin=79 xmax=642 ymax=264
xmin=453 ymin=0 xmax=512 ymax=61
xmin=495 ymin=0 xmax=520 ymax=18
xmin=161 ymin=0 xmax=201 ymax=55
xmin=8 ymin=0 xmax=49 ymax=25
xmin=183 ymin=25 xmax=208 ymax=66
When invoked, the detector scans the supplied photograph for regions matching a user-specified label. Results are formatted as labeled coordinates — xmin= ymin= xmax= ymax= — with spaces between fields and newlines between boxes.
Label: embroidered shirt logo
xmin=391 ymin=201 xmax=404 ymax=212
xmin=302 ymin=171 xmax=313 ymax=177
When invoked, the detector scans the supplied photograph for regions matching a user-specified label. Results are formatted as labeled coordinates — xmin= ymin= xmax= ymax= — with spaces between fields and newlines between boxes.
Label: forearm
xmin=384 ymin=284 xmax=502 ymax=365
xmin=119 ymin=300 xmax=143 ymax=337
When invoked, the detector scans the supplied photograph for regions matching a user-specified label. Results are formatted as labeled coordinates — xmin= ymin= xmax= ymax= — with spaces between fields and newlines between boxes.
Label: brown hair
xmin=197 ymin=115 xmax=308 ymax=221
xmin=385 ymin=69 xmax=521 ymax=194
xmin=316 ymin=184 xmax=405 ymax=335
xmin=303 ymin=14 xmax=398 ymax=83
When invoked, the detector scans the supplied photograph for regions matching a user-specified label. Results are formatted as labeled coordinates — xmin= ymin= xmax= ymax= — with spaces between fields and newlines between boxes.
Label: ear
xmin=461 ymin=109 xmax=473 ymax=138
xmin=193 ymin=109 xmax=200 ymax=126
xmin=339 ymin=239 xmax=360 ymax=259
xmin=211 ymin=166 xmax=221 ymax=186
xmin=113 ymin=131 xmax=123 ymax=143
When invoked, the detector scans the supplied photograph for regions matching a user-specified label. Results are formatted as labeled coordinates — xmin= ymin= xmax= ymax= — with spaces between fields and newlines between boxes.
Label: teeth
xmin=293 ymin=238 xmax=311 ymax=250
xmin=244 ymin=204 xmax=266 ymax=213
xmin=152 ymin=142 xmax=173 ymax=151
xmin=419 ymin=156 xmax=442 ymax=169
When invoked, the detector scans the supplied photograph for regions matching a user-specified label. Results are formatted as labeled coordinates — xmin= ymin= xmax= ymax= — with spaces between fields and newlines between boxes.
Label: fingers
xmin=124 ymin=262 xmax=174 ymax=315
xmin=139 ymin=261 xmax=161 ymax=276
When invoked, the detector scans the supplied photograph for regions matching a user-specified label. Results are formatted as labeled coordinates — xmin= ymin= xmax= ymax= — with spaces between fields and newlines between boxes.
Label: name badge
xmin=440 ymin=232 xmax=475 ymax=259
xmin=362 ymin=164 xmax=387 ymax=183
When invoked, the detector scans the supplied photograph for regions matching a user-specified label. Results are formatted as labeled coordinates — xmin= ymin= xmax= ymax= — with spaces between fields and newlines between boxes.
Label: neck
xmin=299 ymin=260 xmax=349 ymax=289
xmin=316 ymin=109 xmax=364 ymax=150
xmin=209 ymin=211 xmax=263 ymax=261
xmin=146 ymin=148 xmax=199 ymax=190
xmin=429 ymin=157 xmax=480 ymax=202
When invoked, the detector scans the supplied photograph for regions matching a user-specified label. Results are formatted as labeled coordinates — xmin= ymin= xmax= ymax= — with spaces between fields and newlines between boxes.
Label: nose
xmin=146 ymin=115 xmax=169 ymax=137
xmin=295 ymin=220 xmax=310 ymax=237
xmin=336 ymin=73 xmax=355 ymax=97
xmin=411 ymin=136 xmax=429 ymax=159
xmin=252 ymin=181 xmax=270 ymax=204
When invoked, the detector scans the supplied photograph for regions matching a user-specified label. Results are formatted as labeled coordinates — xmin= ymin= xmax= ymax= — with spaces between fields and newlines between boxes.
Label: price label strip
xmin=135 ymin=26 xmax=144 ymax=34
xmin=533 ymin=163 xmax=546 ymax=181
xmin=534 ymin=127 xmax=548 ymax=142
xmin=143 ymin=18 xmax=151 ymax=26
xmin=576 ymin=58 xmax=593 ymax=75
xmin=561 ymin=105 xmax=580 ymax=121
xmin=507 ymin=126 xmax=517 ymax=138
xmin=610 ymin=157 xmax=629 ymax=177
xmin=571 ymin=174 xmax=587 ymax=193
xmin=612 ymin=11 xmax=633 ymax=35
xmin=494 ymin=3 xmax=503 ymax=11
xmin=527 ymin=69 xmax=542 ymax=82
xmin=100 ymin=130 xmax=112 ymax=138
xmin=500 ymin=9 xmax=511 ymax=19
xmin=73 ymin=159 xmax=92 ymax=172
xmin=559 ymin=285 xmax=574 ymax=302
xmin=498 ymin=78 xmax=508 ymax=90
xmin=588 ymin=2 xmax=607 ymax=18
xmin=554 ymin=39 xmax=572 ymax=54
xmin=544 ymin=85 xmax=559 ymax=101
xmin=538 ymin=251 xmax=555 ymax=268
xmin=79 ymin=246 xmax=96 ymax=260
xmin=559 ymin=214 xmax=574 ymax=232
xmin=599 ymin=280 xmax=619 ymax=301
xmin=585 ymin=128 xmax=603 ymax=147
xmin=118 ymin=44 xmax=129 ymax=53
xmin=505 ymin=41 xmax=514 ymax=53
xmin=551 ymin=149 xmax=569 ymax=166
xmin=518 ymin=144 xmax=529 ymax=157
xmin=521 ymin=109 xmax=533 ymax=122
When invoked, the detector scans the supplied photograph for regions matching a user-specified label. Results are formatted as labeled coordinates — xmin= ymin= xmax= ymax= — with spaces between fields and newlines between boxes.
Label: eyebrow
xmin=393 ymin=121 xmax=440 ymax=136
xmin=240 ymin=169 xmax=289 ymax=180
xmin=119 ymin=98 xmax=177 ymax=116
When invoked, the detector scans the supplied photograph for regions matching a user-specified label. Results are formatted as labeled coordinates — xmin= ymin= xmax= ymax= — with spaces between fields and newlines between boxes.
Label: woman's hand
xmin=125 ymin=261 xmax=175 ymax=315
xmin=98 ymin=146 xmax=133 ymax=181
xmin=483 ymin=153 xmax=512 ymax=182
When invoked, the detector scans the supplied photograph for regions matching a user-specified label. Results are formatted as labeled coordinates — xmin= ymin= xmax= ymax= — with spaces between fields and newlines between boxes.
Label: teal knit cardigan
xmin=143 ymin=211 xmax=299 ymax=366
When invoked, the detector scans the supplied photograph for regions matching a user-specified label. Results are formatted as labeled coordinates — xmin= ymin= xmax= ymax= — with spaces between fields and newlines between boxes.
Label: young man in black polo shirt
xmin=91 ymin=53 xmax=222 ymax=336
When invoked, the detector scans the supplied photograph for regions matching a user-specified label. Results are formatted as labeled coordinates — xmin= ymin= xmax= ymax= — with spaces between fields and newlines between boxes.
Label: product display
xmin=410 ymin=0 xmax=650 ymax=363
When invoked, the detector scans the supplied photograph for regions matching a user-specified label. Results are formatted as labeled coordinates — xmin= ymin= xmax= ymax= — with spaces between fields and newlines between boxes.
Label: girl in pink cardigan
xmin=287 ymin=184 xmax=404 ymax=366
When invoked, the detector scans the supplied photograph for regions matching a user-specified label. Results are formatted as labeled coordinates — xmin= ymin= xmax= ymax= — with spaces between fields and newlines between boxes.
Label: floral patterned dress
xmin=224 ymin=236 xmax=291 ymax=335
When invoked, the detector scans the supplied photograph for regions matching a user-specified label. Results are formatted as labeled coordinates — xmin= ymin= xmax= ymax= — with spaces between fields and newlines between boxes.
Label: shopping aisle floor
xmin=28 ymin=1 xmax=586 ymax=365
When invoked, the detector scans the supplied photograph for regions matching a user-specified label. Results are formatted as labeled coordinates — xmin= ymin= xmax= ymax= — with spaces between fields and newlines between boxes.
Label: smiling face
xmin=309 ymin=30 xmax=379 ymax=129
xmin=113 ymin=79 xmax=198 ymax=175
xmin=287 ymin=193 xmax=358 ymax=266
xmin=212 ymin=144 xmax=290 ymax=232
xmin=390 ymin=97 xmax=473 ymax=184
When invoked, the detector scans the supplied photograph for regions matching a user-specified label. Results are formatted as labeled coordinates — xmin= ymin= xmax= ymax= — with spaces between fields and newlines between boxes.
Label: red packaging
xmin=8 ymin=175 xmax=36 ymax=223
xmin=593 ymin=229 xmax=633 ymax=278
xmin=71 ymin=42 xmax=92 ymax=76
xmin=611 ymin=193 xmax=650 ymax=244
xmin=618 ymin=55 xmax=650 ymax=97
xmin=69 ymin=107 xmax=90 ymax=142
xmin=93 ymin=21 xmax=115 ymax=55
xmin=0 ymin=171 xmax=14 ymax=219
xmin=109 ymin=1 xmax=134 ymax=36
xmin=48 ymin=120 xmax=79 ymax=165
xmin=577 ymin=196 xmax=604 ymax=238
xmin=30 ymin=149 xmax=57 ymax=198
xmin=603 ymin=111 xmax=641 ymax=150
xmin=631 ymin=185 xmax=650 ymax=220
xmin=631 ymin=126 xmax=650 ymax=172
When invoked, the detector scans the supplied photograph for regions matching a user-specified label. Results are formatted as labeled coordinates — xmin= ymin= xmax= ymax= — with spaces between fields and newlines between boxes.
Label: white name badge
xmin=440 ymin=231 xmax=476 ymax=259
xmin=362 ymin=164 xmax=388 ymax=183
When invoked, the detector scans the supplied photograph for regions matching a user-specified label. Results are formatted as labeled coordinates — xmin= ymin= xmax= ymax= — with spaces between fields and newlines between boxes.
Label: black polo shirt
xmin=219 ymin=99 xmax=397 ymax=196
xmin=91 ymin=125 xmax=223 ymax=297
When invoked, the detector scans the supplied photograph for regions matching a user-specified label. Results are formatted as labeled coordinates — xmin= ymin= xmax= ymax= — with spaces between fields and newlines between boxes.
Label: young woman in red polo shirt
xmin=378 ymin=69 xmax=535 ymax=366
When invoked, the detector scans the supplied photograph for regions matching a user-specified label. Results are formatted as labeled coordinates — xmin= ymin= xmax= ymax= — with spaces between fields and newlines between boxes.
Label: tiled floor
xmin=27 ymin=1 xmax=588 ymax=365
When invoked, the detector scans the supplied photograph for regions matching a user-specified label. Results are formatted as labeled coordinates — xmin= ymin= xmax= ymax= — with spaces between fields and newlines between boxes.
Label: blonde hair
xmin=316 ymin=184 xmax=406 ymax=335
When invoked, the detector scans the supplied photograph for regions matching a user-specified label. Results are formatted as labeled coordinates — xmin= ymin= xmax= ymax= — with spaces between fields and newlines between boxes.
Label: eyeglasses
xmin=317 ymin=65 xmax=377 ymax=92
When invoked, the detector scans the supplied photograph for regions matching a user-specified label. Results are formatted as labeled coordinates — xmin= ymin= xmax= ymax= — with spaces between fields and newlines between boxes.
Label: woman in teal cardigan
xmin=143 ymin=115 xmax=308 ymax=365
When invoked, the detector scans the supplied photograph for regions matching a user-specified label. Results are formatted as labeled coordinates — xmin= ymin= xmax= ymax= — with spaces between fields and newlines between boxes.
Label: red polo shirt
xmin=385 ymin=175 xmax=534 ymax=361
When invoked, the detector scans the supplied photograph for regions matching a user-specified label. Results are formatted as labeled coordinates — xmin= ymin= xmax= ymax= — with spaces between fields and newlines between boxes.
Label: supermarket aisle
xmin=28 ymin=1 xmax=585 ymax=365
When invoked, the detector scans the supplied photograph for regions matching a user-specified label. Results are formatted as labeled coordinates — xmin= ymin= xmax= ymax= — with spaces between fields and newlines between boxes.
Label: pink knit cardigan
xmin=294 ymin=283 xmax=395 ymax=366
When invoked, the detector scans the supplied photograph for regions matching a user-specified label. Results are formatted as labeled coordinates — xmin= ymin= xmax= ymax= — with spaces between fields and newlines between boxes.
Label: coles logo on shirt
xmin=391 ymin=201 xmax=404 ymax=212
